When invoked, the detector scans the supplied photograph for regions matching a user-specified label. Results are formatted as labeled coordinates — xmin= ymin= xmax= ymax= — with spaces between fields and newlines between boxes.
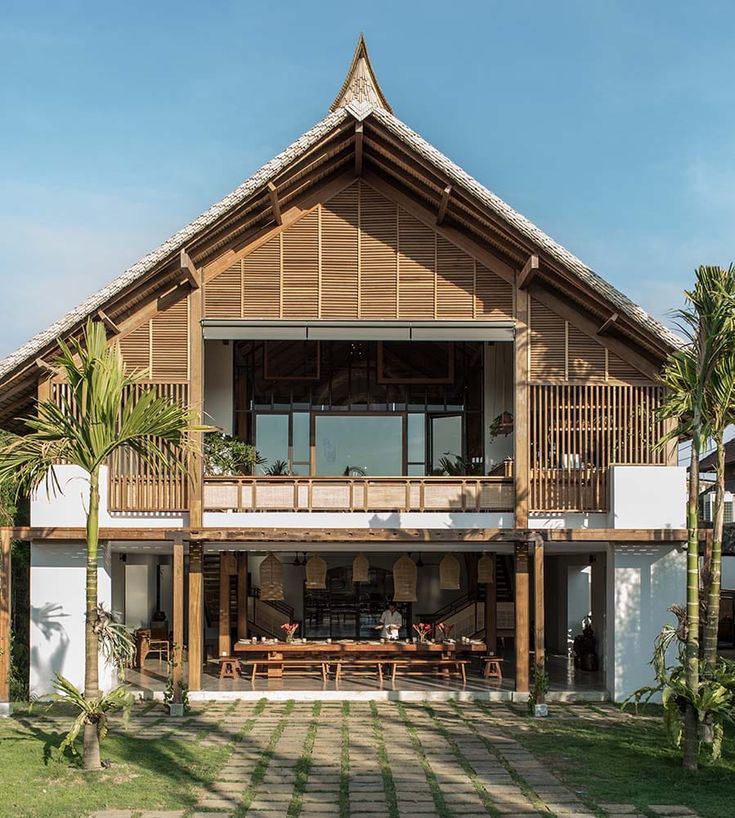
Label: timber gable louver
xmin=203 ymin=181 xmax=513 ymax=321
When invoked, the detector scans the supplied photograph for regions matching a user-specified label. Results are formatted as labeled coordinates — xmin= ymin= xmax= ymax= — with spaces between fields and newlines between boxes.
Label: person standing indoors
xmin=375 ymin=602 xmax=402 ymax=640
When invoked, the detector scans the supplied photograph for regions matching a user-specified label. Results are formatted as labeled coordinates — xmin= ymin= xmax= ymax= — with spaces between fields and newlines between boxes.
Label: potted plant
xmin=412 ymin=623 xmax=432 ymax=643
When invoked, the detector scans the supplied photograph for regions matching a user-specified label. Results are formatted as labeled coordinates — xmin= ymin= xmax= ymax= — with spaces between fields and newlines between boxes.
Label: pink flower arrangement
xmin=435 ymin=622 xmax=454 ymax=640
xmin=280 ymin=623 xmax=299 ymax=643
xmin=412 ymin=623 xmax=432 ymax=643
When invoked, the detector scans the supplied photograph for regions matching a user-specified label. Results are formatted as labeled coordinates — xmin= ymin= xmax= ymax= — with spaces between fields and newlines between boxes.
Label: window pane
xmin=315 ymin=416 xmax=403 ymax=476
xmin=256 ymin=415 xmax=289 ymax=474
xmin=431 ymin=414 xmax=463 ymax=471
xmin=407 ymin=414 xmax=425 ymax=463
xmin=293 ymin=412 xmax=310 ymax=463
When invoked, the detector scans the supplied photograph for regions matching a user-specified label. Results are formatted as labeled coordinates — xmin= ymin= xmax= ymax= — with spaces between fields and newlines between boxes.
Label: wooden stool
xmin=482 ymin=656 xmax=504 ymax=680
xmin=219 ymin=657 xmax=242 ymax=679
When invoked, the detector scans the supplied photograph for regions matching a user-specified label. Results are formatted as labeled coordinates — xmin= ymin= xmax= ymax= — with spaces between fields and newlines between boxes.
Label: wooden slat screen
xmin=204 ymin=180 xmax=513 ymax=321
xmin=529 ymin=383 xmax=666 ymax=512
xmin=108 ymin=382 xmax=190 ymax=513
xmin=530 ymin=296 xmax=649 ymax=384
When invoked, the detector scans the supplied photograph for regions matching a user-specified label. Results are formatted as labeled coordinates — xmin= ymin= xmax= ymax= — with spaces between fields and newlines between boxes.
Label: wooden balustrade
xmin=203 ymin=475 xmax=514 ymax=514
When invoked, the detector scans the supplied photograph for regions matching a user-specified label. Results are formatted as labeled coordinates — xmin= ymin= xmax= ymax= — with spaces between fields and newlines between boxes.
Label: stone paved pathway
xmin=79 ymin=701 xmax=703 ymax=818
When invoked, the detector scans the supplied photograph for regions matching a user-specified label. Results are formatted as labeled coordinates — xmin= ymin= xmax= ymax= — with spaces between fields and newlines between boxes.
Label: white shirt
xmin=379 ymin=609 xmax=402 ymax=640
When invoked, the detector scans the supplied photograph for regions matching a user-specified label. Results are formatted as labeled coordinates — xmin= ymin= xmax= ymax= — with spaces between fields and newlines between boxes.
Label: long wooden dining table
xmin=233 ymin=639 xmax=486 ymax=678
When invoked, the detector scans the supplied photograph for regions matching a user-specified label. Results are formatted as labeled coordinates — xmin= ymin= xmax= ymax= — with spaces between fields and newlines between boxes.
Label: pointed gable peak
xmin=330 ymin=33 xmax=393 ymax=114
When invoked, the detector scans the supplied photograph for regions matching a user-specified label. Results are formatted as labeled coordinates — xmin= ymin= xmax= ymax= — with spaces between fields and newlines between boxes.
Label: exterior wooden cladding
xmin=529 ymin=296 xmax=651 ymax=385
xmin=118 ymin=295 xmax=190 ymax=380
xmin=529 ymin=383 xmax=666 ymax=512
xmin=203 ymin=180 xmax=513 ymax=322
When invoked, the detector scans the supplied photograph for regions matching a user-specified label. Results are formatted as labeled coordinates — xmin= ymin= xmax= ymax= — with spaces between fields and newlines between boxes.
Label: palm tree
xmin=659 ymin=265 xmax=735 ymax=769
xmin=0 ymin=319 xmax=197 ymax=769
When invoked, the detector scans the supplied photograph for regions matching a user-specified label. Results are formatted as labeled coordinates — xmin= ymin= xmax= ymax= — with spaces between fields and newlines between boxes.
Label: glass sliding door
xmin=314 ymin=415 xmax=403 ymax=476
xmin=430 ymin=413 xmax=463 ymax=473
xmin=255 ymin=414 xmax=289 ymax=474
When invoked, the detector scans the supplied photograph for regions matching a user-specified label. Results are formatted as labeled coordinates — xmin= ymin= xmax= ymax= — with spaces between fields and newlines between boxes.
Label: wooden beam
xmin=514 ymin=281 xmax=530 ymax=528
xmin=515 ymin=542 xmax=530 ymax=692
xmin=0 ymin=529 xmax=10 ymax=710
xmin=189 ymin=268 xmax=204 ymax=529
xmin=484 ymin=554 xmax=497 ymax=655
xmin=436 ymin=184 xmax=452 ymax=226
xmin=172 ymin=536 xmax=184 ymax=703
xmin=157 ymin=282 xmax=190 ymax=313
xmin=354 ymin=122 xmax=364 ymax=175
xmin=187 ymin=541 xmax=203 ymax=691
xmin=179 ymin=249 xmax=200 ymax=289
xmin=96 ymin=309 xmax=120 ymax=335
xmin=532 ymin=533 xmax=545 ymax=701
xmin=518 ymin=254 xmax=540 ymax=290
xmin=237 ymin=552 xmax=249 ymax=640
xmin=218 ymin=551 xmax=232 ymax=657
xmin=35 ymin=358 xmax=54 ymax=373
xmin=267 ymin=182 xmax=282 ymax=226
xmin=596 ymin=312 xmax=619 ymax=335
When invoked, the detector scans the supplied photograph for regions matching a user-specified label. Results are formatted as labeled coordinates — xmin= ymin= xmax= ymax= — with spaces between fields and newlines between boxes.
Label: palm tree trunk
xmin=83 ymin=468 xmax=101 ymax=770
xmin=683 ymin=440 xmax=701 ymax=770
xmin=703 ymin=434 xmax=724 ymax=666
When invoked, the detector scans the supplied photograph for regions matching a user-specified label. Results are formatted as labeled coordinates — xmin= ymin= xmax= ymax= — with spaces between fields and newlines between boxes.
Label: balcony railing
xmin=203 ymin=475 xmax=514 ymax=514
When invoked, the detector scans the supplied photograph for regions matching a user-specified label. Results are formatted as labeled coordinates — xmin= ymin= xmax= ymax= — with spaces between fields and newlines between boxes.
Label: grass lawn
xmin=511 ymin=704 xmax=735 ymax=818
xmin=0 ymin=703 xmax=229 ymax=818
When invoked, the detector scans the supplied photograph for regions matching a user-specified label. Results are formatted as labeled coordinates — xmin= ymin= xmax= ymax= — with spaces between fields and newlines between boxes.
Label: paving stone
xmin=88 ymin=812 xmax=133 ymax=818
xmin=139 ymin=813 xmax=186 ymax=818
xmin=599 ymin=806 xmax=639 ymax=815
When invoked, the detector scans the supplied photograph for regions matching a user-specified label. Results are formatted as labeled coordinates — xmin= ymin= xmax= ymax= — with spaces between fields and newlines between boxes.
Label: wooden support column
xmin=218 ymin=551 xmax=232 ymax=656
xmin=514 ymin=542 xmax=530 ymax=692
xmin=533 ymin=535 xmax=545 ymax=699
xmin=514 ymin=282 xmax=530 ymax=528
xmin=189 ymin=261 xmax=204 ymax=531
xmin=187 ymin=541 xmax=203 ymax=691
xmin=172 ymin=536 xmax=184 ymax=702
xmin=0 ymin=529 xmax=11 ymax=711
xmin=237 ymin=552 xmax=249 ymax=641
xmin=484 ymin=554 xmax=497 ymax=654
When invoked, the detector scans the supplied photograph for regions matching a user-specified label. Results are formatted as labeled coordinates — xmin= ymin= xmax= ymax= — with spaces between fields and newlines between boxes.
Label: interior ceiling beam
xmin=354 ymin=122 xmax=364 ymax=175
xmin=96 ymin=309 xmax=120 ymax=335
xmin=436 ymin=184 xmax=452 ymax=226
xmin=518 ymin=254 xmax=540 ymax=289
xmin=267 ymin=182 xmax=282 ymax=226
xmin=597 ymin=312 xmax=619 ymax=335
xmin=179 ymin=249 xmax=201 ymax=289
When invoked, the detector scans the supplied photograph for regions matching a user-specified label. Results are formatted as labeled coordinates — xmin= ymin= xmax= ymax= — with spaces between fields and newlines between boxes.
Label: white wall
xmin=204 ymin=340 xmax=233 ymax=434
xmin=609 ymin=466 xmax=686 ymax=529
xmin=30 ymin=542 xmax=116 ymax=697
xmin=610 ymin=543 xmax=686 ymax=702
xmin=31 ymin=464 xmax=187 ymax=528
xmin=203 ymin=510 xmax=513 ymax=529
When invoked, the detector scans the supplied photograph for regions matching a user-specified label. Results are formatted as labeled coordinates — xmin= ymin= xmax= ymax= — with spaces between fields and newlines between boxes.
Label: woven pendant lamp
xmin=478 ymin=553 xmax=495 ymax=584
xmin=439 ymin=553 xmax=460 ymax=591
xmin=260 ymin=553 xmax=284 ymax=601
xmin=305 ymin=554 xmax=327 ymax=589
xmin=393 ymin=554 xmax=417 ymax=602
xmin=352 ymin=552 xmax=369 ymax=583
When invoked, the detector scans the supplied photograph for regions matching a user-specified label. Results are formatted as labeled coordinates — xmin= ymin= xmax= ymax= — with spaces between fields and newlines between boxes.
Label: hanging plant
xmin=489 ymin=412 xmax=514 ymax=441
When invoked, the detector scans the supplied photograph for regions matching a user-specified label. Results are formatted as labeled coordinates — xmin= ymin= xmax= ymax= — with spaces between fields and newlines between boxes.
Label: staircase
xmin=202 ymin=553 xmax=295 ymax=639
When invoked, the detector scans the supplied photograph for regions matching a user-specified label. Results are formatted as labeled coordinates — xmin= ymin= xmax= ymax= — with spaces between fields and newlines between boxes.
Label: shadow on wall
xmin=30 ymin=603 xmax=70 ymax=689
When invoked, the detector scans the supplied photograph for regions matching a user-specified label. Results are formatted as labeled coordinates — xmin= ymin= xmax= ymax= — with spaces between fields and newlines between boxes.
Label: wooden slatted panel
xmin=529 ymin=383 xmax=666 ymax=512
xmin=436 ymin=236 xmax=474 ymax=318
xmin=152 ymin=297 xmax=189 ymax=380
xmin=205 ymin=261 xmax=242 ymax=318
xmin=321 ymin=184 xmax=359 ymax=317
xmin=282 ymin=210 xmax=319 ymax=318
xmin=359 ymin=183 xmax=398 ymax=318
xmin=529 ymin=298 xmax=566 ymax=380
xmin=118 ymin=324 xmax=150 ymax=375
xmin=475 ymin=263 xmax=513 ymax=319
xmin=567 ymin=325 xmax=606 ymax=381
xmin=243 ymin=237 xmax=280 ymax=318
xmin=608 ymin=351 xmax=647 ymax=384
xmin=398 ymin=210 xmax=435 ymax=318
xmin=108 ymin=382 xmax=190 ymax=512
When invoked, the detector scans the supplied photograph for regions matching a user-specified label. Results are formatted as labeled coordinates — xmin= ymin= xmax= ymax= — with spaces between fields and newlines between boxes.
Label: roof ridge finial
xmin=330 ymin=33 xmax=392 ymax=114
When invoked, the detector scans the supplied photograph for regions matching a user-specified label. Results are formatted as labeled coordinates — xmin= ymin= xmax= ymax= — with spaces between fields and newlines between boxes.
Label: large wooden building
xmin=0 ymin=37 xmax=687 ymax=706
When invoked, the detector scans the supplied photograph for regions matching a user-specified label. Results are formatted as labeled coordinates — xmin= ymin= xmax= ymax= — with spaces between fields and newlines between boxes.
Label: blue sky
xmin=1 ymin=1 xmax=734 ymax=357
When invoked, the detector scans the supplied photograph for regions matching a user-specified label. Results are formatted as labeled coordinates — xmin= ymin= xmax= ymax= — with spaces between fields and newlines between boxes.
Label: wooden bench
xmin=248 ymin=658 xmax=329 ymax=684
xmin=333 ymin=658 xmax=385 ymax=685
xmin=383 ymin=658 xmax=469 ymax=684
xmin=482 ymin=656 xmax=504 ymax=681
